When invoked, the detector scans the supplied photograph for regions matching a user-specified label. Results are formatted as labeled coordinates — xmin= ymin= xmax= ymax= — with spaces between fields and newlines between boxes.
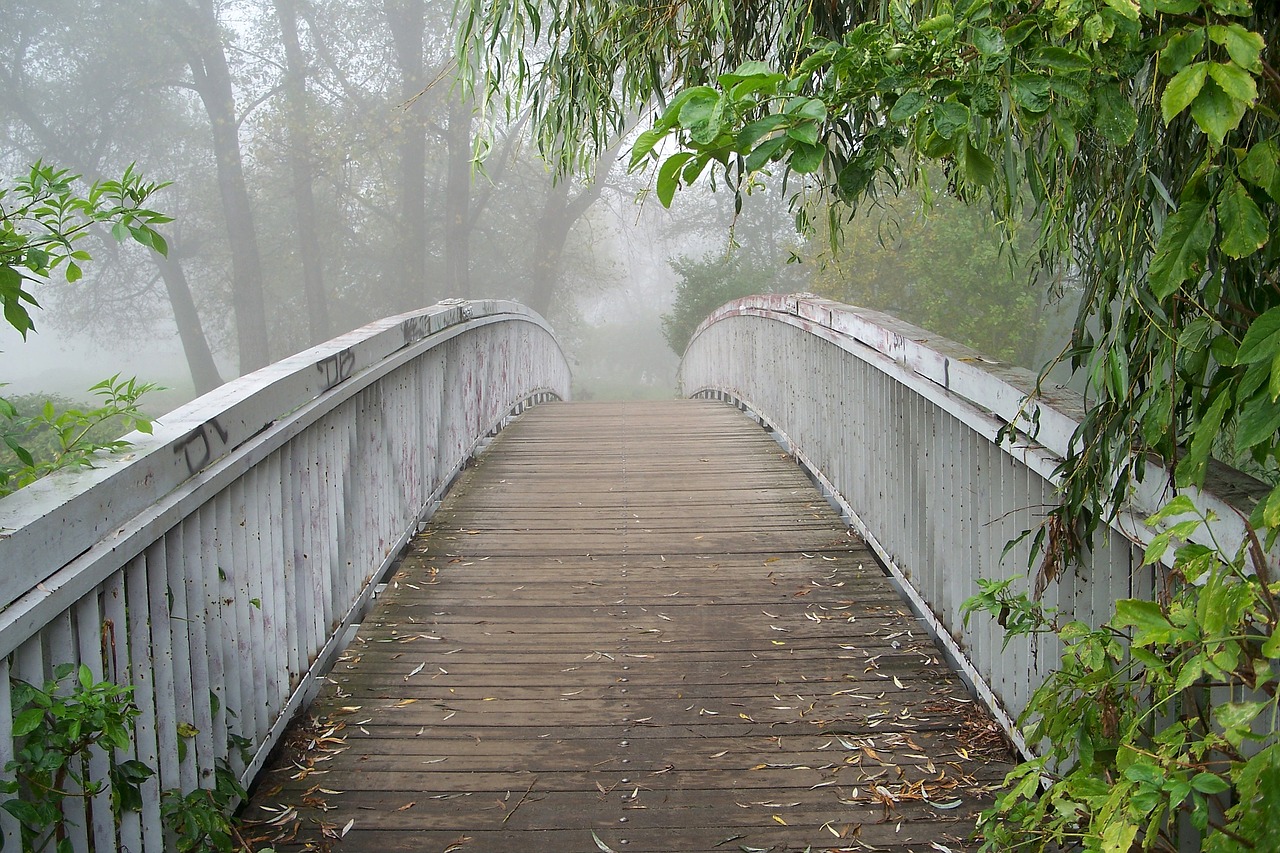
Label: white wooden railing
xmin=0 ymin=299 xmax=570 ymax=851
xmin=679 ymin=294 xmax=1264 ymax=756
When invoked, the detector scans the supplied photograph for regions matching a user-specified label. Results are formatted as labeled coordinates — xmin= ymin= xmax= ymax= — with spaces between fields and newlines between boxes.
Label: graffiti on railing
xmin=173 ymin=418 xmax=230 ymax=476
xmin=401 ymin=315 xmax=432 ymax=346
xmin=316 ymin=348 xmax=356 ymax=390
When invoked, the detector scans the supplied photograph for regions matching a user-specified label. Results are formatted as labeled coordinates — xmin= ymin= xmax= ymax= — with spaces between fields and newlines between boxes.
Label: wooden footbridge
xmin=245 ymin=401 xmax=1011 ymax=851
xmin=4 ymin=296 xmax=1236 ymax=853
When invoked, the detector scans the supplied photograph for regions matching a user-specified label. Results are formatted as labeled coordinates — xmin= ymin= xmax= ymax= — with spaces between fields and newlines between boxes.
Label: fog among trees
xmin=1 ymin=0 xmax=1065 ymax=415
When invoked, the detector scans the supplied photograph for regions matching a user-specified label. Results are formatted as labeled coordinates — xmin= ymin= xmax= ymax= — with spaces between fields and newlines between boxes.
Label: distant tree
xmin=158 ymin=0 xmax=272 ymax=372
xmin=660 ymin=253 xmax=776 ymax=355
xmin=272 ymin=0 xmax=332 ymax=342
xmin=805 ymin=188 xmax=1045 ymax=366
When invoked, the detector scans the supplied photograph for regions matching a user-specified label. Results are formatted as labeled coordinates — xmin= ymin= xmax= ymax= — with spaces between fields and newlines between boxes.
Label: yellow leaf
xmin=772 ymin=815 xmax=788 ymax=825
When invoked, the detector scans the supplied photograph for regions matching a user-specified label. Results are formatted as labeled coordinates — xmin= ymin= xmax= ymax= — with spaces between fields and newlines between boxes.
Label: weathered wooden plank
xmin=245 ymin=401 xmax=1012 ymax=852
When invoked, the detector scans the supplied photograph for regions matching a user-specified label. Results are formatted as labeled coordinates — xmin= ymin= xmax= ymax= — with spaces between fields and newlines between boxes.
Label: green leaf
xmin=12 ymin=707 xmax=45 ymax=737
xmin=889 ymin=92 xmax=927 ymax=123
xmin=962 ymin=141 xmax=996 ymax=188
xmin=932 ymin=101 xmax=971 ymax=139
xmin=836 ymin=157 xmax=874 ymax=203
xmin=1175 ymin=388 xmax=1231 ymax=488
xmin=1113 ymin=599 xmax=1177 ymax=644
xmin=1217 ymin=177 xmax=1269 ymax=258
xmin=3 ymin=797 xmax=46 ymax=827
xmin=718 ymin=60 xmax=779 ymax=90
xmin=1233 ymin=393 xmax=1280 ymax=453
xmin=724 ymin=60 xmax=774 ymax=80
xmin=656 ymin=86 xmax=717 ymax=129
xmin=5 ymin=435 xmax=35 ymax=467
xmin=1094 ymin=83 xmax=1138 ymax=146
xmin=1207 ymin=61 xmax=1258 ymax=104
xmin=680 ymin=93 xmax=724 ymax=146
xmin=1012 ymin=75 xmax=1052 ymax=113
xmin=656 ymin=153 xmax=693 ymax=208
xmin=785 ymin=97 xmax=826 ymax=122
xmin=1210 ymin=23 xmax=1265 ymax=72
xmin=789 ymin=142 xmax=825 ymax=174
xmin=1175 ymin=653 xmax=1208 ymax=690
xmin=681 ymin=153 xmax=711 ymax=186
xmin=918 ymin=13 xmax=954 ymax=34
xmin=1190 ymin=78 xmax=1247 ymax=146
xmin=1188 ymin=771 xmax=1230 ymax=795
xmin=735 ymin=114 xmax=789 ymax=153
xmin=1102 ymin=822 xmax=1139 ymax=853
xmin=1207 ymin=0 xmax=1253 ymax=17
xmin=744 ymin=136 xmax=787 ymax=172
xmin=1102 ymin=0 xmax=1139 ymax=18
xmin=1158 ymin=27 xmax=1206 ymax=76
xmin=1177 ymin=316 xmax=1214 ymax=352
xmin=1004 ymin=20 xmax=1039 ymax=45
xmin=1035 ymin=46 xmax=1091 ymax=71
xmin=1148 ymin=192 xmax=1213 ymax=298
xmin=1239 ymin=141 xmax=1280 ymax=202
xmin=1215 ymin=700 xmax=1265 ymax=730
xmin=1148 ymin=495 xmax=1198 ymax=524
xmin=1235 ymin=306 xmax=1280 ymax=365
xmin=1161 ymin=62 xmax=1207 ymax=124
xmin=972 ymin=27 xmax=1006 ymax=58
xmin=628 ymin=128 xmax=666 ymax=168
xmin=1144 ymin=530 xmax=1176 ymax=565
xmin=786 ymin=120 xmax=820 ymax=146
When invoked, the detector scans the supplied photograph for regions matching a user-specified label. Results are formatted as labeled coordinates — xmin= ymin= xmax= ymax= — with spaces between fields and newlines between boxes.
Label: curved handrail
xmin=0 ymin=300 xmax=570 ymax=851
xmin=678 ymin=294 xmax=1265 ymax=752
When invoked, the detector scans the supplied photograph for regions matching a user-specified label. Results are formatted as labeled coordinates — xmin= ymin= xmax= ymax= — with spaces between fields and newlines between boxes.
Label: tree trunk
xmin=177 ymin=0 xmax=271 ymax=373
xmin=273 ymin=0 xmax=331 ymax=342
xmin=155 ymin=250 xmax=224 ymax=393
xmin=524 ymin=138 xmax=624 ymax=316
xmin=525 ymin=180 xmax=574 ymax=316
xmin=385 ymin=0 xmax=428 ymax=308
xmin=443 ymin=97 xmax=472 ymax=296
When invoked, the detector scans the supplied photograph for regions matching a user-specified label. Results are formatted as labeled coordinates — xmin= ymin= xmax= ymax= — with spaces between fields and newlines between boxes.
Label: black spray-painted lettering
xmin=174 ymin=419 xmax=230 ymax=475
xmin=402 ymin=315 xmax=431 ymax=346
xmin=316 ymin=348 xmax=356 ymax=390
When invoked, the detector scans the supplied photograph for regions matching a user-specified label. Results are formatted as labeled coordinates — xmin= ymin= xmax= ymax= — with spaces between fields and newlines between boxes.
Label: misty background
xmin=1 ymin=0 xmax=1076 ymax=418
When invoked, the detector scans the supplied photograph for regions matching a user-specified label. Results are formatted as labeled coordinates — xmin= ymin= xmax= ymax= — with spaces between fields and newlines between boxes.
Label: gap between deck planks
xmin=245 ymin=399 xmax=1014 ymax=853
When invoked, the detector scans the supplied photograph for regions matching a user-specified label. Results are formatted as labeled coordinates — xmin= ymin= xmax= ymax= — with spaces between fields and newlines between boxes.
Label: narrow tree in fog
xmin=161 ymin=0 xmax=271 ymax=372
xmin=273 ymin=0 xmax=332 ymax=343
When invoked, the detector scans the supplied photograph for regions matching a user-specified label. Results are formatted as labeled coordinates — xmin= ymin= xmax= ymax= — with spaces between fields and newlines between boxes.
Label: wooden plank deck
xmin=245 ymin=400 xmax=1013 ymax=852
